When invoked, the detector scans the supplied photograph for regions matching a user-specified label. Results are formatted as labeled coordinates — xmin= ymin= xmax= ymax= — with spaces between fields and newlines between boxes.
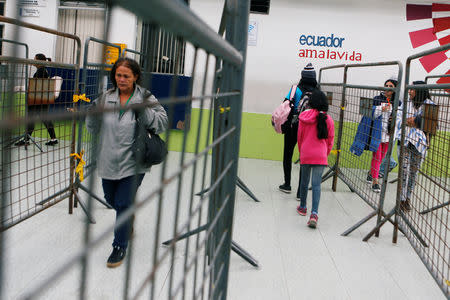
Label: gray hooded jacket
xmin=86 ymin=84 xmax=168 ymax=180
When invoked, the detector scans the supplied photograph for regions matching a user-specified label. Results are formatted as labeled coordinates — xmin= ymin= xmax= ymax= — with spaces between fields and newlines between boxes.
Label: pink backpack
xmin=271 ymin=85 xmax=297 ymax=134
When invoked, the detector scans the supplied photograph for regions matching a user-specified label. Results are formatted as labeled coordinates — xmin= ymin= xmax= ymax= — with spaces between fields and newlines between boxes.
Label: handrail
xmin=406 ymin=43 xmax=450 ymax=62
xmin=112 ymin=0 xmax=243 ymax=67
xmin=425 ymin=74 xmax=450 ymax=83
xmin=83 ymin=36 xmax=121 ymax=68
xmin=0 ymin=38 xmax=28 ymax=59
xmin=0 ymin=56 xmax=77 ymax=69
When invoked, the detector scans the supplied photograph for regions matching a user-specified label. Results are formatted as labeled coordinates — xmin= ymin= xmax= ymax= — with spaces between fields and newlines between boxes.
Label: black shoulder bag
xmin=133 ymin=110 xmax=168 ymax=168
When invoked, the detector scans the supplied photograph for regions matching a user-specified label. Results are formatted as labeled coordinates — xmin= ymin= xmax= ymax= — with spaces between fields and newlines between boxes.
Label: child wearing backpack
xmin=296 ymin=90 xmax=335 ymax=228
xmin=278 ymin=63 xmax=317 ymax=195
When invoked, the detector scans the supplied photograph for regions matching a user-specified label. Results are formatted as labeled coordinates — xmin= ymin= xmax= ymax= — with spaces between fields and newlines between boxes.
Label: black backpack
xmin=281 ymin=86 xmax=311 ymax=133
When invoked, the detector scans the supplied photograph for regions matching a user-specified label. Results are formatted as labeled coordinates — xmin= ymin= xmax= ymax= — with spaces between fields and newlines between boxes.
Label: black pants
xmin=282 ymin=123 xmax=298 ymax=187
xmin=26 ymin=105 xmax=56 ymax=140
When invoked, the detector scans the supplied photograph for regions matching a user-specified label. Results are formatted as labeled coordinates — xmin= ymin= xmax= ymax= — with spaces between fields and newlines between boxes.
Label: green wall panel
xmin=165 ymin=108 xmax=296 ymax=162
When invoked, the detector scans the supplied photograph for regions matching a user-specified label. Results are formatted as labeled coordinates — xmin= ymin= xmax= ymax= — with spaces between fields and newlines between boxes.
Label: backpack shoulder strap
xmin=289 ymin=85 xmax=297 ymax=101
xmin=297 ymin=86 xmax=311 ymax=112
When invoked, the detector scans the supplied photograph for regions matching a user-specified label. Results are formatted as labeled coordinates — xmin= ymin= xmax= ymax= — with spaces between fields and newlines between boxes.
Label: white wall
xmin=190 ymin=0 xmax=449 ymax=114
xmin=4 ymin=0 xmax=58 ymax=59
xmin=106 ymin=6 xmax=137 ymax=51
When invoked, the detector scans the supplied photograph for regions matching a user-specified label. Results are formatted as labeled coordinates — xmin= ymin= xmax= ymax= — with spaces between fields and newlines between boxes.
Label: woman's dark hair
xmin=299 ymin=77 xmax=318 ymax=91
xmin=110 ymin=57 xmax=142 ymax=88
xmin=411 ymin=80 xmax=430 ymax=109
xmin=309 ymin=89 xmax=329 ymax=139
xmin=35 ymin=53 xmax=51 ymax=61
xmin=384 ymin=78 xmax=397 ymax=100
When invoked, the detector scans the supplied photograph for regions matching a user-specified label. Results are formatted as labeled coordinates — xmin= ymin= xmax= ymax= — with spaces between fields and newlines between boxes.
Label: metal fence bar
xmin=112 ymin=0 xmax=243 ymax=67
xmin=425 ymin=74 xmax=450 ymax=83
xmin=0 ymin=18 xmax=81 ymax=228
xmin=392 ymin=43 xmax=450 ymax=297
xmin=0 ymin=16 xmax=81 ymax=66
xmin=3 ymin=1 xmax=250 ymax=299
xmin=0 ymin=38 xmax=29 ymax=59
xmin=319 ymin=61 xmax=403 ymax=236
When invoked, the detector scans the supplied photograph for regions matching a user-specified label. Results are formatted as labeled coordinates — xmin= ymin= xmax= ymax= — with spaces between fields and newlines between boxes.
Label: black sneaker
xmin=372 ymin=183 xmax=381 ymax=193
xmin=15 ymin=139 xmax=30 ymax=146
xmin=278 ymin=184 xmax=291 ymax=193
xmin=366 ymin=173 xmax=373 ymax=183
xmin=106 ymin=246 xmax=126 ymax=268
xmin=45 ymin=139 xmax=58 ymax=146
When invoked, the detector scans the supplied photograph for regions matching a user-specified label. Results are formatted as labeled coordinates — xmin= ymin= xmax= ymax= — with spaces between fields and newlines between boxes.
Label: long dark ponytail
xmin=309 ymin=89 xmax=329 ymax=139
xmin=411 ymin=80 xmax=430 ymax=109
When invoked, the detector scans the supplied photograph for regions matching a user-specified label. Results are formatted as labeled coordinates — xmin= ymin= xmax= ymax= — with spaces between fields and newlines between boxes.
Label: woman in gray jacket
xmin=86 ymin=58 xmax=168 ymax=268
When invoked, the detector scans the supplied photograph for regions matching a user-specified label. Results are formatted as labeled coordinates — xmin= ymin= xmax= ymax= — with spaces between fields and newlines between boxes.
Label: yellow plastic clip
xmin=341 ymin=106 xmax=345 ymax=111
xmin=73 ymin=94 xmax=91 ymax=103
xmin=446 ymin=279 xmax=450 ymax=286
xmin=219 ymin=106 xmax=231 ymax=114
xmin=330 ymin=149 xmax=341 ymax=155
xmin=70 ymin=150 xmax=86 ymax=182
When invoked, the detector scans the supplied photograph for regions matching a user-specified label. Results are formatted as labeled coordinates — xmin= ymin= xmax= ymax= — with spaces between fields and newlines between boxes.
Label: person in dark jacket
xmin=279 ymin=63 xmax=317 ymax=196
xmin=86 ymin=58 xmax=168 ymax=268
xmin=15 ymin=53 xmax=58 ymax=146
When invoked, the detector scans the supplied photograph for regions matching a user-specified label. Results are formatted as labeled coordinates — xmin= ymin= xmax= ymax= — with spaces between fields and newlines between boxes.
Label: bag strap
xmin=134 ymin=108 xmax=157 ymax=136
xmin=289 ymin=85 xmax=297 ymax=102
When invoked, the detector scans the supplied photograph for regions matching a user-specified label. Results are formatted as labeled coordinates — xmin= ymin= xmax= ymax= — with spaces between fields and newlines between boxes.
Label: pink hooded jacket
xmin=297 ymin=109 xmax=335 ymax=165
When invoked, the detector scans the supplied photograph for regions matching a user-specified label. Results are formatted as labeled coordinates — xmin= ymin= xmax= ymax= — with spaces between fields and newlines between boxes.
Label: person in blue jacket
xmin=279 ymin=63 xmax=317 ymax=197
xmin=350 ymin=78 xmax=397 ymax=192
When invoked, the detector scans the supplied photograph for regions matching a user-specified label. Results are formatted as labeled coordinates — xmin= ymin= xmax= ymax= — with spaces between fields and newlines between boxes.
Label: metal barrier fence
xmin=392 ymin=44 xmax=450 ymax=297
xmin=318 ymin=62 xmax=402 ymax=234
xmin=71 ymin=37 xmax=120 ymax=224
xmin=1 ymin=0 xmax=250 ymax=299
xmin=319 ymin=44 xmax=450 ymax=298
xmin=0 ymin=16 xmax=81 ymax=230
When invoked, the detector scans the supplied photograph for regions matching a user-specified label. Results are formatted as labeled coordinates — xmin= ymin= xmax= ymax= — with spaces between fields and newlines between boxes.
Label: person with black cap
xmin=279 ymin=62 xmax=318 ymax=197
xmin=396 ymin=80 xmax=435 ymax=212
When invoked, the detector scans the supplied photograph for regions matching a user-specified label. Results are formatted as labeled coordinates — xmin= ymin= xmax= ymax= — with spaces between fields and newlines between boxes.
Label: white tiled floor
xmin=2 ymin=155 xmax=446 ymax=299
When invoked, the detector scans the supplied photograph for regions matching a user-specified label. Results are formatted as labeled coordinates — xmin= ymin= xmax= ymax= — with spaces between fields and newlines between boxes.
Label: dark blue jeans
xmin=102 ymin=174 xmax=145 ymax=250
xmin=298 ymin=164 xmax=325 ymax=215
xmin=380 ymin=142 xmax=399 ymax=176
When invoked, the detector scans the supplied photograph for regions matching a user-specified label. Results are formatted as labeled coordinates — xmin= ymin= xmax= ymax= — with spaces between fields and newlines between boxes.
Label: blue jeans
xmin=379 ymin=156 xmax=397 ymax=176
xmin=102 ymin=173 xmax=145 ymax=249
xmin=298 ymin=164 xmax=325 ymax=215
xmin=401 ymin=143 xmax=421 ymax=201
xmin=380 ymin=143 xmax=399 ymax=176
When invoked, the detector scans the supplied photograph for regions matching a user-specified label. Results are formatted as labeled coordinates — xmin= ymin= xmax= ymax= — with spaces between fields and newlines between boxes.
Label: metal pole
xmin=373 ymin=61 xmax=403 ymax=238
xmin=215 ymin=1 xmax=250 ymax=298
xmin=332 ymin=65 xmax=348 ymax=192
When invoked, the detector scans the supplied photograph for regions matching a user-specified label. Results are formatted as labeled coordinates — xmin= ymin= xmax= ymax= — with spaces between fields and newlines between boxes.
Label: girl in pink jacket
xmin=296 ymin=90 xmax=335 ymax=228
